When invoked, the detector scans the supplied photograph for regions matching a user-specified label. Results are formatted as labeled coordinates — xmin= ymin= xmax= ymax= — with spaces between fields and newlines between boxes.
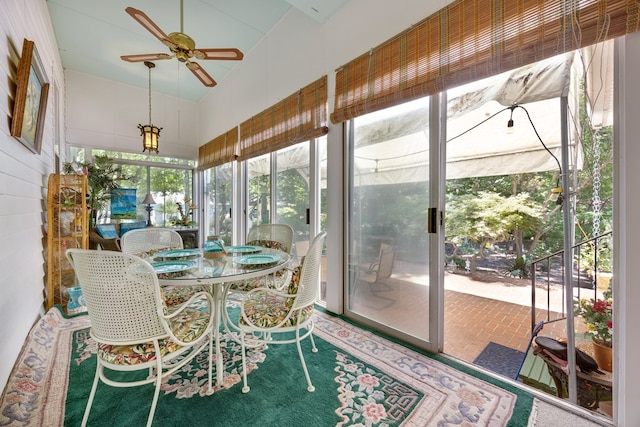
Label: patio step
xmin=518 ymin=348 xmax=557 ymax=395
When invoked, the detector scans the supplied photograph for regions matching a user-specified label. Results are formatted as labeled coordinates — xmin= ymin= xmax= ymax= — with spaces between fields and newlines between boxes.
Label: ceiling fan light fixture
xmin=139 ymin=61 xmax=162 ymax=154
xmin=122 ymin=2 xmax=242 ymax=88
xmin=169 ymin=32 xmax=196 ymax=51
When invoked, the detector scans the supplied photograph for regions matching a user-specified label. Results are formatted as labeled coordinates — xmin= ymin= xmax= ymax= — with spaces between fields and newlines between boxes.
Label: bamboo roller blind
xmin=238 ymin=75 xmax=328 ymax=161
xmin=331 ymin=0 xmax=639 ymax=123
xmin=197 ymin=127 xmax=238 ymax=171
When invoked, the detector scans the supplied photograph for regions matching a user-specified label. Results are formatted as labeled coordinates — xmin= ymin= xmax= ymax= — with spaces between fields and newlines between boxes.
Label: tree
xmin=276 ymin=168 xmax=310 ymax=236
xmin=446 ymin=191 xmax=544 ymax=260
xmin=150 ymin=167 xmax=190 ymax=226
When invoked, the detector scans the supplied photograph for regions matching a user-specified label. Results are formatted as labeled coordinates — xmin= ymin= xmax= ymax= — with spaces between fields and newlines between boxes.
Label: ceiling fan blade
xmin=125 ymin=7 xmax=172 ymax=45
xmin=186 ymin=61 xmax=217 ymax=87
xmin=121 ymin=53 xmax=173 ymax=62
xmin=194 ymin=48 xmax=244 ymax=61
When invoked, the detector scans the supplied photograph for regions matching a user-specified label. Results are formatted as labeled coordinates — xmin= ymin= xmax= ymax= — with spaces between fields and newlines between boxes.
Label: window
xmin=67 ymin=147 xmax=195 ymax=227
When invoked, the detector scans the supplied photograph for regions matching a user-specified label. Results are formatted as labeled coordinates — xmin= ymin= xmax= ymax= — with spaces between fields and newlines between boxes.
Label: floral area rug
xmin=0 ymin=306 xmax=534 ymax=426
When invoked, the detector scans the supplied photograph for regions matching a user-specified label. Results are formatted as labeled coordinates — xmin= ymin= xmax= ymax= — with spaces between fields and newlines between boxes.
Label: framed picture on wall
xmin=10 ymin=38 xmax=50 ymax=154
xmin=111 ymin=188 xmax=138 ymax=220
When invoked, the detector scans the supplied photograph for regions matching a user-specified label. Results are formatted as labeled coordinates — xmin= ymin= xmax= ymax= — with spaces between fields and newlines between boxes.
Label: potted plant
xmin=63 ymin=155 xmax=129 ymax=227
xmin=171 ymin=195 xmax=197 ymax=228
xmin=576 ymin=293 xmax=613 ymax=371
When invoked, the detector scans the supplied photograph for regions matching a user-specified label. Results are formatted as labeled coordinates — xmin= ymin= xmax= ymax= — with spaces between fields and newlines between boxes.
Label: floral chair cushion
xmin=161 ymin=285 xmax=210 ymax=313
xmin=97 ymin=307 xmax=210 ymax=366
xmin=238 ymin=257 xmax=310 ymax=329
xmin=226 ymin=270 xmax=289 ymax=292
xmin=287 ymin=257 xmax=304 ymax=294
xmin=246 ymin=239 xmax=289 ymax=253
xmin=132 ymin=246 xmax=173 ymax=260
xmin=239 ymin=292 xmax=313 ymax=329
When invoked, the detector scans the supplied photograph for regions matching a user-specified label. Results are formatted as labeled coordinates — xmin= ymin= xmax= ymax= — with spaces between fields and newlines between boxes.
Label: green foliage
xmin=207 ymin=166 xmax=233 ymax=238
xmin=576 ymin=232 xmax=613 ymax=274
xmin=248 ymin=174 xmax=271 ymax=225
xmin=151 ymin=168 xmax=192 ymax=225
xmin=276 ymin=169 xmax=310 ymax=234
xmin=504 ymin=256 xmax=529 ymax=278
xmin=63 ymin=155 xmax=129 ymax=223
xmin=446 ymin=256 xmax=466 ymax=269
xmin=446 ymin=191 xmax=543 ymax=256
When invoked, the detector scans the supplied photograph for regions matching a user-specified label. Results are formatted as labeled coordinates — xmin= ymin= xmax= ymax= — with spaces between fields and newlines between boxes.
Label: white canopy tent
xmin=244 ymin=42 xmax=613 ymax=188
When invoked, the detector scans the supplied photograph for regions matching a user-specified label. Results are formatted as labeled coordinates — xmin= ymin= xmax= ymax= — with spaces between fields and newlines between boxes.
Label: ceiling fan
xmin=120 ymin=0 xmax=244 ymax=87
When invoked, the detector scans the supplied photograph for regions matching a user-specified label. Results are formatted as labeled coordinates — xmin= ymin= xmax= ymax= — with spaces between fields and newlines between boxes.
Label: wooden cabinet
xmin=46 ymin=174 xmax=88 ymax=311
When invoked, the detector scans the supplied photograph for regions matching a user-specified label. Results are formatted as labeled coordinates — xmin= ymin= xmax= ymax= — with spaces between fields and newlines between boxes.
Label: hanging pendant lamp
xmin=139 ymin=61 xmax=162 ymax=153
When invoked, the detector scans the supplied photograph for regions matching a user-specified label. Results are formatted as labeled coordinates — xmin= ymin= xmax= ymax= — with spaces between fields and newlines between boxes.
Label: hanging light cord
xmin=356 ymin=104 xmax=562 ymax=182
xmin=446 ymin=104 xmax=563 ymax=180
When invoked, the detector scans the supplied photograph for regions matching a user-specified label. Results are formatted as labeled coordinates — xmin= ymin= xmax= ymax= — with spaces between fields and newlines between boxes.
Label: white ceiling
xmin=47 ymin=0 xmax=349 ymax=101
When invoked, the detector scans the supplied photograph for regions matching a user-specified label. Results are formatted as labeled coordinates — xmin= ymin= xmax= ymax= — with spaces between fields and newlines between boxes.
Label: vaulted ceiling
xmin=47 ymin=0 xmax=349 ymax=101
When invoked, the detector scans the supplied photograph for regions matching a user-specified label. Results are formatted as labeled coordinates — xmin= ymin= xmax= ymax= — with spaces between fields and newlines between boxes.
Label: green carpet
xmin=65 ymin=329 xmax=367 ymax=426
xmin=1 ymin=306 xmax=535 ymax=426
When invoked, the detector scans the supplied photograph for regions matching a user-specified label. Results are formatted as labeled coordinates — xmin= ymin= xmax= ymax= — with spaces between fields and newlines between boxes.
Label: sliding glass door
xmin=204 ymin=163 xmax=234 ymax=245
xmin=276 ymin=142 xmax=310 ymax=262
xmin=345 ymin=96 xmax=443 ymax=351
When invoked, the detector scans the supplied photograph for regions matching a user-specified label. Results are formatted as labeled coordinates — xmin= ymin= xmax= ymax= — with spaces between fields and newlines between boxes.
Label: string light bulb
xmin=551 ymin=186 xmax=564 ymax=205
xmin=506 ymin=105 xmax=516 ymax=134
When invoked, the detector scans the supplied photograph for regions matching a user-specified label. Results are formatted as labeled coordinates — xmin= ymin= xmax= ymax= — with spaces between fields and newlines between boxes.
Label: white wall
xmin=0 ymin=0 xmax=65 ymax=388
xmin=65 ymin=70 xmax=200 ymax=159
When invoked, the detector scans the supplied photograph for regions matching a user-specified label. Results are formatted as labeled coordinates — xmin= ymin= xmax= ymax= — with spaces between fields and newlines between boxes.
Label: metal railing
xmin=529 ymin=231 xmax=612 ymax=331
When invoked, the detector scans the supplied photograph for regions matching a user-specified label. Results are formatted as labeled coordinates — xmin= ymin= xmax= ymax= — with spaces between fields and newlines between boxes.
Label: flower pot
xmin=592 ymin=340 xmax=612 ymax=372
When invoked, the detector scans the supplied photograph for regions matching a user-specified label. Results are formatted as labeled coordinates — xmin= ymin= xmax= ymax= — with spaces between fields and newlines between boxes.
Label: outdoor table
xmin=154 ymin=247 xmax=291 ymax=389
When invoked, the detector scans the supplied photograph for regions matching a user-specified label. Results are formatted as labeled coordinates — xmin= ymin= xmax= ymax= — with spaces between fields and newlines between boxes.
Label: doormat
xmin=473 ymin=342 xmax=526 ymax=380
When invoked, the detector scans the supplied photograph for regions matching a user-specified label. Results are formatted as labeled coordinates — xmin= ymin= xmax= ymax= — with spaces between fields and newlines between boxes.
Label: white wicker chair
xmin=120 ymin=227 xmax=184 ymax=257
xmin=222 ymin=224 xmax=295 ymax=337
xmin=66 ymin=249 xmax=214 ymax=427
xmin=246 ymin=223 xmax=294 ymax=254
xmin=227 ymin=223 xmax=294 ymax=294
xmin=238 ymin=231 xmax=326 ymax=393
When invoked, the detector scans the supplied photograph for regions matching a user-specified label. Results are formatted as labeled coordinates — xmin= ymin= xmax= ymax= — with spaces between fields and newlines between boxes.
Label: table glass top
xmin=152 ymin=247 xmax=290 ymax=282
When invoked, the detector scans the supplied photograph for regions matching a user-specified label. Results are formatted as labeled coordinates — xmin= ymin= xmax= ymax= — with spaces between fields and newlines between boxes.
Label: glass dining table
xmin=150 ymin=246 xmax=291 ymax=389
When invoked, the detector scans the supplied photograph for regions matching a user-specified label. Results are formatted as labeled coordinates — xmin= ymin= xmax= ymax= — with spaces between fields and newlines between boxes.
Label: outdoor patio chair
xmin=357 ymin=243 xmax=395 ymax=286
xmin=238 ymin=231 xmax=327 ymax=393
xmin=353 ymin=243 xmax=396 ymax=309
xmin=120 ymin=227 xmax=183 ymax=258
xmin=66 ymin=249 xmax=215 ymax=427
